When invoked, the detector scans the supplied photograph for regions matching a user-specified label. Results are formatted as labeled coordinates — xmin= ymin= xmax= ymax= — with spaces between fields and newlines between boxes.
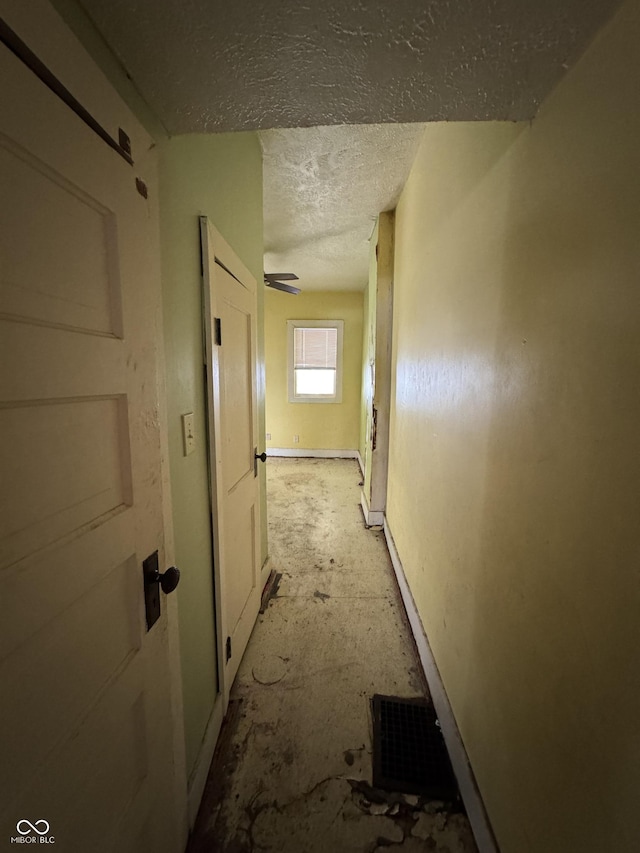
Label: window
xmin=287 ymin=320 xmax=344 ymax=403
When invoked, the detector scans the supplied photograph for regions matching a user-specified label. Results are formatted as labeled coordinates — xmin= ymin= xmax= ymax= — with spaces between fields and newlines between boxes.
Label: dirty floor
xmin=189 ymin=458 xmax=478 ymax=853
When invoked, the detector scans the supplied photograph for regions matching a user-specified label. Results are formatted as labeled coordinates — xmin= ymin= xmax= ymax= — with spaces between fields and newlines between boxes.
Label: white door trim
xmin=200 ymin=217 xmax=228 ymax=715
xmin=201 ymin=218 xmax=230 ymax=715
xmin=200 ymin=216 xmax=260 ymax=712
xmin=360 ymin=492 xmax=385 ymax=527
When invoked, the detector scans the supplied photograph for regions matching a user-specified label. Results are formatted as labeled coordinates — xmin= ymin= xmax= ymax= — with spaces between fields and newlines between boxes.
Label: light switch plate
xmin=182 ymin=412 xmax=195 ymax=456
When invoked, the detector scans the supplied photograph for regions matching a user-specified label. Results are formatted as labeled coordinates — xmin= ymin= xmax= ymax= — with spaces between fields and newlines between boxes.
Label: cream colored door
xmin=201 ymin=218 xmax=261 ymax=703
xmin=0 ymin=26 xmax=180 ymax=853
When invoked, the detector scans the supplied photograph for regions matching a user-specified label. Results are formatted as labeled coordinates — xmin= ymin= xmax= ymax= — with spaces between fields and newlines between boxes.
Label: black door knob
xmin=159 ymin=566 xmax=180 ymax=594
xmin=254 ymin=451 xmax=267 ymax=462
xmin=145 ymin=564 xmax=181 ymax=594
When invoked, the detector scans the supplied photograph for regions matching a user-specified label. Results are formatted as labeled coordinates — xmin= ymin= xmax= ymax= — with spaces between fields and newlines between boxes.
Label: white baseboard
xmin=267 ymin=448 xmax=359 ymax=459
xmin=187 ymin=696 xmax=224 ymax=827
xmin=356 ymin=450 xmax=364 ymax=477
xmin=383 ymin=517 xmax=499 ymax=853
xmin=360 ymin=490 xmax=384 ymax=526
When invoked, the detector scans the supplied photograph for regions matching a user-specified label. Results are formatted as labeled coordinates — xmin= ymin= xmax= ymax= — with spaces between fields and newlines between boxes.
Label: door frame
xmin=361 ymin=210 xmax=394 ymax=526
xmin=200 ymin=216 xmax=260 ymax=712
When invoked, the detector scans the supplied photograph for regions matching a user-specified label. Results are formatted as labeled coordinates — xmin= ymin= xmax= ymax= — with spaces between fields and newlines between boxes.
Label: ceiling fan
xmin=264 ymin=272 xmax=300 ymax=295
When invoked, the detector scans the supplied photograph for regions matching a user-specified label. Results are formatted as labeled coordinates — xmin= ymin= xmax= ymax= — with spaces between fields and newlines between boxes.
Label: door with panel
xmin=201 ymin=218 xmax=262 ymax=704
xmin=0 ymin=18 xmax=181 ymax=853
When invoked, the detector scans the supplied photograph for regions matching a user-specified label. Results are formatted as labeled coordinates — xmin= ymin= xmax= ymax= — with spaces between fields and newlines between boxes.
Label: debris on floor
xmin=188 ymin=459 xmax=478 ymax=852
xmin=260 ymin=569 xmax=282 ymax=613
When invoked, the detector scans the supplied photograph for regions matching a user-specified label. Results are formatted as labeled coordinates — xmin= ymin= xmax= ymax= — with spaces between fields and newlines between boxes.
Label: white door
xmin=0 ymin=26 xmax=180 ymax=853
xmin=201 ymin=218 xmax=262 ymax=703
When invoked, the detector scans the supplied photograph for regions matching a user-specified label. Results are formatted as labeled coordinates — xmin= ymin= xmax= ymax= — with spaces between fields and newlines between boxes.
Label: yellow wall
xmin=159 ymin=134 xmax=264 ymax=779
xmin=388 ymin=2 xmax=640 ymax=851
xmin=265 ymin=289 xmax=363 ymax=450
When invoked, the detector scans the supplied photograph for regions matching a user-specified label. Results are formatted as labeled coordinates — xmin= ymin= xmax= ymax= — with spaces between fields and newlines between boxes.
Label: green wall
xmin=50 ymin=0 xmax=167 ymax=140
xmin=159 ymin=134 xmax=264 ymax=778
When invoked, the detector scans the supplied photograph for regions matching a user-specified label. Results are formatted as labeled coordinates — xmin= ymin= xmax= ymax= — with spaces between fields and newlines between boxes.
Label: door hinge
xmin=226 ymin=636 xmax=232 ymax=662
xmin=214 ymin=317 xmax=222 ymax=346
xmin=118 ymin=128 xmax=132 ymax=158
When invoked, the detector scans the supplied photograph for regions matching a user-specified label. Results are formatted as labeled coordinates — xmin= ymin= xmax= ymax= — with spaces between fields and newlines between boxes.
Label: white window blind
xmin=287 ymin=319 xmax=344 ymax=403
xmin=293 ymin=327 xmax=338 ymax=369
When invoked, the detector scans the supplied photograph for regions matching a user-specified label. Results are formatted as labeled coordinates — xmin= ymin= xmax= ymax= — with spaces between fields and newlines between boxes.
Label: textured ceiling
xmin=78 ymin=0 xmax=620 ymax=134
xmin=74 ymin=0 xmax=620 ymax=294
xmin=261 ymin=124 xmax=425 ymax=291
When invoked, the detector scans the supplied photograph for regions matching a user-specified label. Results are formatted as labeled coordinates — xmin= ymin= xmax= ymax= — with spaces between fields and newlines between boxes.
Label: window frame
xmin=287 ymin=319 xmax=344 ymax=404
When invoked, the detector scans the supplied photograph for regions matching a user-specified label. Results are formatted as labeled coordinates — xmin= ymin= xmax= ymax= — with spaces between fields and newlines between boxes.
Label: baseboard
xmin=356 ymin=450 xmax=364 ymax=477
xmin=360 ymin=490 xmax=384 ymax=527
xmin=383 ymin=517 xmax=499 ymax=853
xmin=267 ymin=448 xmax=359 ymax=459
xmin=187 ymin=696 xmax=224 ymax=827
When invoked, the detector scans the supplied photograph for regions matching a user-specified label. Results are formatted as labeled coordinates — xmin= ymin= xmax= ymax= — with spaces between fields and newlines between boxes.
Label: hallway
xmin=2 ymin=3 xmax=639 ymax=849
xmin=190 ymin=458 xmax=477 ymax=852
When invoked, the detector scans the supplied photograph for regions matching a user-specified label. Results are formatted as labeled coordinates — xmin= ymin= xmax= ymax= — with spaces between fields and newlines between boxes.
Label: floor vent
xmin=371 ymin=694 xmax=458 ymax=799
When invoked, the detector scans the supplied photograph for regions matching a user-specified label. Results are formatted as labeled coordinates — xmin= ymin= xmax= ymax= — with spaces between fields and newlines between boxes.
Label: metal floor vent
xmin=371 ymin=694 xmax=458 ymax=799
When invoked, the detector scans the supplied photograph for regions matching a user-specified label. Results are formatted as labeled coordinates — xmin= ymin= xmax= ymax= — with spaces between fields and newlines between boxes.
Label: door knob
xmin=254 ymin=451 xmax=267 ymax=462
xmin=157 ymin=566 xmax=181 ymax=594
xmin=143 ymin=552 xmax=181 ymax=631
xmin=254 ymin=448 xmax=267 ymax=476
xmin=145 ymin=562 xmax=181 ymax=594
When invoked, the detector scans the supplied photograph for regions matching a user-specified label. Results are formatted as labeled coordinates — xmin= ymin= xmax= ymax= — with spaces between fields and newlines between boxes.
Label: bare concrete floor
xmin=189 ymin=458 xmax=478 ymax=853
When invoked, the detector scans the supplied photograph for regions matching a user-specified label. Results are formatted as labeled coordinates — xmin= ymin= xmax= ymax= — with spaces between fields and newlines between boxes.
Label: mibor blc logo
xmin=10 ymin=820 xmax=55 ymax=844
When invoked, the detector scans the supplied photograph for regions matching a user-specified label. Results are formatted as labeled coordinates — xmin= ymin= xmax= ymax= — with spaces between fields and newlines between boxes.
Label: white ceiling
xmin=74 ymin=0 xmax=621 ymax=293
xmin=261 ymin=124 xmax=425 ymax=291
xmin=79 ymin=0 xmax=619 ymax=133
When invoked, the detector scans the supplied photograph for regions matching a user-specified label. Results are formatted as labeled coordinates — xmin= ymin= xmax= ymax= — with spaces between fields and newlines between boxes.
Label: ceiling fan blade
xmin=265 ymin=280 xmax=301 ymax=295
xmin=264 ymin=272 xmax=299 ymax=282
